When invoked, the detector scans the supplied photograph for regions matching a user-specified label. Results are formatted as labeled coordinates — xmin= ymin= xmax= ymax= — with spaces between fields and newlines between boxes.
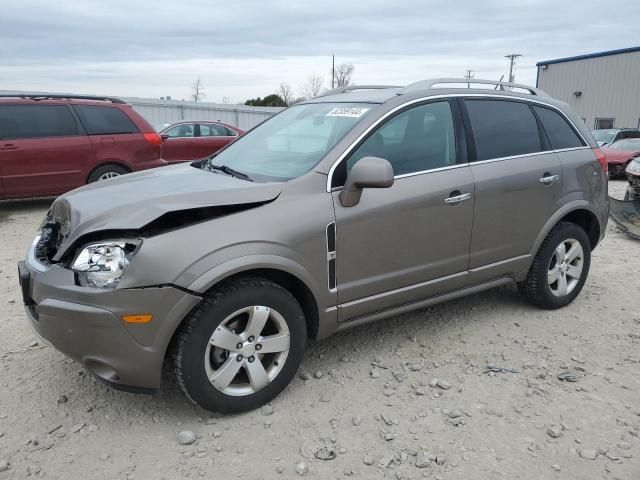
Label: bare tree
xmin=301 ymin=73 xmax=324 ymax=99
xmin=333 ymin=63 xmax=354 ymax=88
xmin=277 ymin=82 xmax=294 ymax=106
xmin=191 ymin=77 xmax=206 ymax=102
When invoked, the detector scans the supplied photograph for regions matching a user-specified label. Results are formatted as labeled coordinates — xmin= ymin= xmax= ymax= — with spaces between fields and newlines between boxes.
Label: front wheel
xmin=518 ymin=221 xmax=591 ymax=309
xmin=172 ymin=277 xmax=307 ymax=413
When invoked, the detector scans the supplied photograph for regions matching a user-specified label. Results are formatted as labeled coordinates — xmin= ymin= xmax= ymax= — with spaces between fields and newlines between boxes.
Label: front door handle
xmin=444 ymin=192 xmax=472 ymax=204
xmin=539 ymin=174 xmax=560 ymax=184
xmin=0 ymin=143 xmax=18 ymax=151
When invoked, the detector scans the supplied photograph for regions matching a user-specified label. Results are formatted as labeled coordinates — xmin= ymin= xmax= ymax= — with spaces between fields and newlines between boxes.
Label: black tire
xmin=172 ymin=277 xmax=307 ymax=413
xmin=518 ymin=221 xmax=591 ymax=309
xmin=87 ymin=164 xmax=128 ymax=183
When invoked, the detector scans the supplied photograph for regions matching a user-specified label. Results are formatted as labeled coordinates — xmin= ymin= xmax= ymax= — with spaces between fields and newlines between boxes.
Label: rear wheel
xmin=172 ymin=277 xmax=306 ymax=413
xmin=518 ymin=221 xmax=591 ymax=309
xmin=88 ymin=164 xmax=128 ymax=183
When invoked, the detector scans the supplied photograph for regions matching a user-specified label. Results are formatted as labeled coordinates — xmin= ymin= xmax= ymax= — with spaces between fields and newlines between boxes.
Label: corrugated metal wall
xmin=537 ymin=50 xmax=640 ymax=129
xmin=0 ymin=90 xmax=284 ymax=131
xmin=122 ymin=97 xmax=284 ymax=131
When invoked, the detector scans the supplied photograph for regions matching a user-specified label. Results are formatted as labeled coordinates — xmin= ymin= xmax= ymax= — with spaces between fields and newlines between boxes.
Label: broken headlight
xmin=71 ymin=240 xmax=141 ymax=288
xmin=626 ymin=159 xmax=640 ymax=175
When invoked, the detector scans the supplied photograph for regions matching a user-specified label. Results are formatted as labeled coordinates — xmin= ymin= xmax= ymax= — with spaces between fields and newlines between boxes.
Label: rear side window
xmin=0 ymin=104 xmax=79 ymax=140
xmin=199 ymin=123 xmax=228 ymax=137
xmin=622 ymin=131 xmax=640 ymax=139
xmin=533 ymin=106 xmax=584 ymax=149
xmin=74 ymin=105 xmax=139 ymax=135
xmin=465 ymin=99 xmax=541 ymax=161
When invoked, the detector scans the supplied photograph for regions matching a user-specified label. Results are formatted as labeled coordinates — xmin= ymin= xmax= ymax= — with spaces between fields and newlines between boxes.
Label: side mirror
xmin=160 ymin=134 xmax=170 ymax=141
xmin=339 ymin=156 xmax=394 ymax=207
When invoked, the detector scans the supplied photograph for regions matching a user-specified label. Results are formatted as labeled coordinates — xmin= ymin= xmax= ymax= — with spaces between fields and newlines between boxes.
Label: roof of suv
xmin=0 ymin=94 xmax=126 ymax=104
xmin=305 ymin=78 xmax=551 ymax=104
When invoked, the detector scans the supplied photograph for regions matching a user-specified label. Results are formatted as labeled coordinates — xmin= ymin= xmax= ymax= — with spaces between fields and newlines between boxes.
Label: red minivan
xmin=0 ymin=95 xmax=167 ymax=199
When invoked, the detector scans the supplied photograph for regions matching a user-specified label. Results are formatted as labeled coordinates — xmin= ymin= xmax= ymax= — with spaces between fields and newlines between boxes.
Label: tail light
xmin=593 ymin=147 xmax=607 ymax=172
xmin=143 ymin=132 xmax=162 ymax=146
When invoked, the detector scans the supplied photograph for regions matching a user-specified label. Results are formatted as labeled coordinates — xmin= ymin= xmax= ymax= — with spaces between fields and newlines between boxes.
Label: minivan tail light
xmin=143 ymin=132 xmax=162 ymax=146
xmin=593 ymin=147 xmax=607 ymax=172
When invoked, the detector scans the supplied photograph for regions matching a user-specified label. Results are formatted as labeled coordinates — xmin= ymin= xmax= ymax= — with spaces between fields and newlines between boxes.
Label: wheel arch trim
xmin=530 ymin=202 xmax=602 ymax=259
xmin=185 ymin=254 xmax=333 ymax=340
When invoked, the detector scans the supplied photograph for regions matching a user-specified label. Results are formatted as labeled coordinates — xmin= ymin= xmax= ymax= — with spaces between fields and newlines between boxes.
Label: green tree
xmin=244 ymin=94 xmax=287 ymax=107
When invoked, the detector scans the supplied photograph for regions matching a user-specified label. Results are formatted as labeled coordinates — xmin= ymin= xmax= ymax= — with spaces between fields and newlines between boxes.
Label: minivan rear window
xmin=533 ymin=106 xmax=584 ymax=150
xmin=465 ymin=99 xmax=541 ymax=161
xmin=74 ymin=105 xmax=139 ymax=135
xmin=0 ymin=104 xmax=79 ymax=140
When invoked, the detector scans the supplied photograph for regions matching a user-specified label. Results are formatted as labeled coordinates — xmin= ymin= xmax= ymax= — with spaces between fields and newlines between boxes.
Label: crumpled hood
xmin=49 ymin=163 xmax=282 ymax=259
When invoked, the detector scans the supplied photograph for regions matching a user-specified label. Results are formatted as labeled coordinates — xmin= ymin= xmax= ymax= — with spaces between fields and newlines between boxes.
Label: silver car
xmin=18 ymin=79 xmax=609 ymax=412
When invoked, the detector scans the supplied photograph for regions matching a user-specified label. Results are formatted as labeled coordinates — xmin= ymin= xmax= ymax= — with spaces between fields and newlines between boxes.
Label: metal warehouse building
xmin=536 ymin=46 xmax=640 ymax=130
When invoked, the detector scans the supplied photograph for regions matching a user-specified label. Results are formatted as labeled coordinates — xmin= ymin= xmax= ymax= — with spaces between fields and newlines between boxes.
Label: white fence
xmin=122 ymin=97 xmax=284 ymax=131
xmin=0 ymin=90 xmax=284 ymax=131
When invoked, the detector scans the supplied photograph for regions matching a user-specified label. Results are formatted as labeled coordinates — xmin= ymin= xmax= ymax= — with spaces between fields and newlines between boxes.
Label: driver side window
xmin=345 ymin=101 xmax=456 ymax=178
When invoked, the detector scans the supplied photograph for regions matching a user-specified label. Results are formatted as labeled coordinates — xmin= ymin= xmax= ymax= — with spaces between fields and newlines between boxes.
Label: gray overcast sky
xmin=1 ymin=0 xmax=639 ymax=103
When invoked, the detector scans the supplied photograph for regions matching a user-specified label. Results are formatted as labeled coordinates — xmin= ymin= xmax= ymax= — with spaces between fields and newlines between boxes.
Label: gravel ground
xmin=0 ymin=180 xmax=638 ymax=480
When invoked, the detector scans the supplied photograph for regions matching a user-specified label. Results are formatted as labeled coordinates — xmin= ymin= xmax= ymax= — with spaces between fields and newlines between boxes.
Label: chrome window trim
xmin=553 ymin=146 xmax=591 ymax=153
xmin=326 ymin=93 xmax=589 ymax=192
xmin=470 ymin=150 xmax=556 ymax=166
xmin=393 ymin=163 xmax=467 ymax=180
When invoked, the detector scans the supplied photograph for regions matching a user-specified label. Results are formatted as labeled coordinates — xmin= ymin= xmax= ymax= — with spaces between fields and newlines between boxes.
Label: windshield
xmin=592 ymin=130 xmax=615 ymax=144
xmin=611 ymin=139 xmax=640 ymax=151
xmin=199 ymin=103 xmax=376 ymax=181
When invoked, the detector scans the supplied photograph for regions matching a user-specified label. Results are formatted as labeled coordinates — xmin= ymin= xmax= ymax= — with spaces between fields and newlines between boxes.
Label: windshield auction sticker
xmin=326 ymin=107 xmax=370 ymax=118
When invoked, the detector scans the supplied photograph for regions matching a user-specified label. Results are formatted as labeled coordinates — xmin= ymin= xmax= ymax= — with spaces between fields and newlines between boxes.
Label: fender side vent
xmin=326 ymin=222 xmax=336 ymax=291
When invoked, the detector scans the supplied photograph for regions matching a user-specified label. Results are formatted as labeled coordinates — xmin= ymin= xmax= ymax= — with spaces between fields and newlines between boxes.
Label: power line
xmin=505 ymin=54 xmax=522 ymax=83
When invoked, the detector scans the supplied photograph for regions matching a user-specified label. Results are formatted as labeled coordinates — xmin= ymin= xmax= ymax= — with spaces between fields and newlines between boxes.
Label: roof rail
xmin=0 ymin=94 xmax=126 ymax=104
xmin=317 ymin=85 xmax=402 ymax=97
xmin=402 ymin=78 xmax=549 ymax=97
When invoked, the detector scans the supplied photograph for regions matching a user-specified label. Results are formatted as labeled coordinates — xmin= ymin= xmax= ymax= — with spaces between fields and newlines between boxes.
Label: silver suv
xmin=18 ymin=79 xmax=609 ymax=412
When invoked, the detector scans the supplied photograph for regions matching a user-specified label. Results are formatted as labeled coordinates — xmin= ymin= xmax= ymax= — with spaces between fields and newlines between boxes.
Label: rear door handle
xmin=444 ymin=192 xmax=472 ymax=204
xmin=0 ymin=143 xmax=18 ymax=151
xmin=539 ymin=174 xmax=560 ymax=184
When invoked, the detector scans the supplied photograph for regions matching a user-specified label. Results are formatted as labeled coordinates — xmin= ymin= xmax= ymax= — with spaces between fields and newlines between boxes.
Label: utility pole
xmin=505 ymin=54 xmax=522 ymax=83
xmin=332 ymin=54 xmax=335 ymax=89
xmin=464 ymin=69 xmax=474 ymax=88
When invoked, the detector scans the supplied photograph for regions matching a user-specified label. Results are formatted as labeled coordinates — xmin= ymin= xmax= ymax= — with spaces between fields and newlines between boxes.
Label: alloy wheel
xmin=547 ymin=238 xmax=584 ymax=297
xmin=204 ymin=306 xmax=290 ymax=396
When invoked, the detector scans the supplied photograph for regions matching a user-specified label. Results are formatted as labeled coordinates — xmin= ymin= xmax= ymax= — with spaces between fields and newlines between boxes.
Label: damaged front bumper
xmin=609 ymin=195 xmax=640 ymax=240
xmin=18 ymin=250 xmax=202 ymax=392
